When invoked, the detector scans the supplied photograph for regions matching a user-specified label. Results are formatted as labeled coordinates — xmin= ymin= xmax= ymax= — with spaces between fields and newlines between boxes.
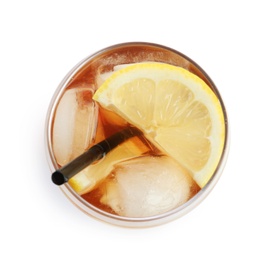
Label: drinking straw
xmin=51 ymin=127 xmax=142 ymax=185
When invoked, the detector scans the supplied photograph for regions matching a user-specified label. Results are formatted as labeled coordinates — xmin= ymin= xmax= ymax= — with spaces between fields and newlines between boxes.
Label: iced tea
xmin=46 ymin=42 xmax=228 ymax=227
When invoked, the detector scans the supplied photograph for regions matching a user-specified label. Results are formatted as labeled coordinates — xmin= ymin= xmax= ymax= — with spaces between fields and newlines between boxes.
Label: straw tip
xmin=52 ymin=171 xmax=66 ymax=185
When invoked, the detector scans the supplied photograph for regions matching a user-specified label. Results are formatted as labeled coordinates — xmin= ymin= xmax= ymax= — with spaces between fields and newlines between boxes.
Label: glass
xmin=45 ymin=42 xmax=229 ymax=227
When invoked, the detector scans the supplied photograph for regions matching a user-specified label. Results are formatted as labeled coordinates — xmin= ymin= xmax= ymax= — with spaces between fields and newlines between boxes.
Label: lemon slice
xmin=93 ymin=63 xmax=225 ymax=188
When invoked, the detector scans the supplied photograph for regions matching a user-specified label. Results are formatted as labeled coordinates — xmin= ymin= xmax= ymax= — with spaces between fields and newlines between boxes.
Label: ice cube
xmin=100 ymin=156 xmax=199 ymax=218
xmin=53 ymin=88 xmax=98 ymax=166
xmin=96 ymin=64 xmax=130 ymax=87
xmin=96 ymin=62 xmax=162 ymax=87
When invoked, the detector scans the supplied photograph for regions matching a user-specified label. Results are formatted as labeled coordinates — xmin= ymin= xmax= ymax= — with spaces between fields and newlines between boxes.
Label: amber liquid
xmin=55 ymin=44 xmax=204 ymax=215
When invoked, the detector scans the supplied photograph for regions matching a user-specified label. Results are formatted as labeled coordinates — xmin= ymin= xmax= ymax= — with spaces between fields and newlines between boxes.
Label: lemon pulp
xmin=93 ymin=63 xmax=225 ymax=188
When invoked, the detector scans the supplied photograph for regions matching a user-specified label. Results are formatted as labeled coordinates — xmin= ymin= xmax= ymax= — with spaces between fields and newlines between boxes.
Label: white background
xmin=1 ymin=1 xmax=275 ymax=259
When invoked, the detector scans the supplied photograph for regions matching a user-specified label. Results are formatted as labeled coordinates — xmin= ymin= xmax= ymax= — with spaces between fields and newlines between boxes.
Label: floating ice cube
xmin=96 ymin=62 xmax=163 ymax=87
xmin=53 ymin=88 xmax=98 ymax=166
xmin=96 ymin=64 xmax=130 ymax=87
xmin=100 ymin=156 xmax=199 ymax=218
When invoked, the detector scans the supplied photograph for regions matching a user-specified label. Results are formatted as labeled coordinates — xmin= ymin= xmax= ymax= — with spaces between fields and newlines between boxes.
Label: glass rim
xmin=45 ymin=41 xmax=230 ymax=228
